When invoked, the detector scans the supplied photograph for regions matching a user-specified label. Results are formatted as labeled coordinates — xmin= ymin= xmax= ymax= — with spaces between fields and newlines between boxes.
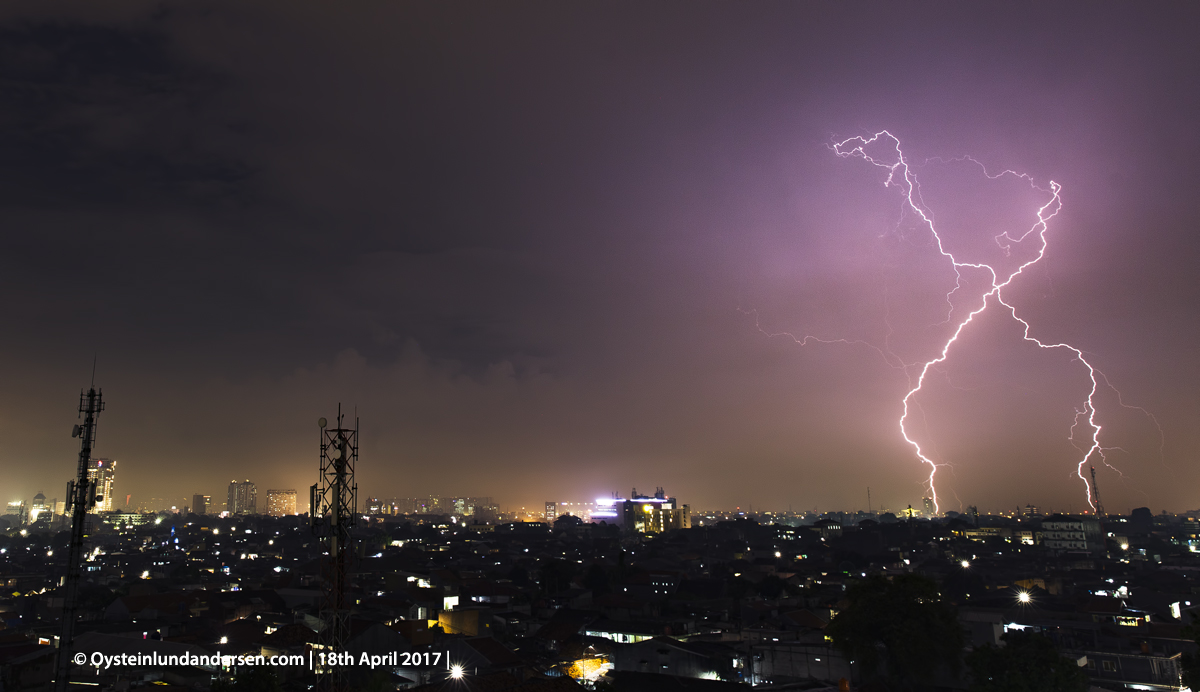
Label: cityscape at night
xmin=3 ymin=1 xmax=1200 ymax=691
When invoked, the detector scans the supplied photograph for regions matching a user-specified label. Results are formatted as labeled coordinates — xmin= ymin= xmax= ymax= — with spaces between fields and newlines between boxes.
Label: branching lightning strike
xmin=810 ymin=130 xmax=1117 ymax=513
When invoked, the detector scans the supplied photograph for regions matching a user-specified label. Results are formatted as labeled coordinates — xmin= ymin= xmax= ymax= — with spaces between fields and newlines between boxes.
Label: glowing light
xmin=1017 ymin=591 xmax=1032 ymax=604
xmin=219 ymin=636 xmax=228 ymax=644
xmin=449 ymin=665 xmax=464 ymax=679
xmin=565 ymin=657 xmax=612 ymax=681
xmin=960 ymin=560 xmax=970 ymax=569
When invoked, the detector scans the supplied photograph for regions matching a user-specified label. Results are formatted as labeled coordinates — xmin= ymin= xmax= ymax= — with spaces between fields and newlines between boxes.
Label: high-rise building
xmin=192 ymin=494 xmax=210 ymax=515
xmin=922 ymin=496 xmax=935 ymax=517
xmin=265 ymin=489 xmax=297 ymax=517
xmin=544 ymin=501 xmax=558 ymax=522
xmin=87 ymin=458 xmax=117 ymax=512
xmin=618 ymin=487 xmax=690 ymax=534
xmin=30 ymin=492 xmax=48 ymax=522
xmin=5 ymin=501 xmax=25 ymax=525
xmin=227 ymin=480 xmax=257 ymax=515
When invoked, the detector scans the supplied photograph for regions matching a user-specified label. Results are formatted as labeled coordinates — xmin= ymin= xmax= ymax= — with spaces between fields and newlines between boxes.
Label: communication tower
xmin=54 ymin=385 xmax=104 ymax=692
xmin=310 ymin=406 xmax=358 ymax=692
xmin=1090 ymin=466 xmax=1106 ymax=517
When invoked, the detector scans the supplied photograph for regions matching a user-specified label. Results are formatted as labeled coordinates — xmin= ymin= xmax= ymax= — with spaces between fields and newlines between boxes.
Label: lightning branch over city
xmin=764 ymin=130 xmax=1152 ymax=514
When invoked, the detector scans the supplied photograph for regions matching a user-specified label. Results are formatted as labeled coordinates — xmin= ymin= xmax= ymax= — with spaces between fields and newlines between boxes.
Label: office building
xmin=1040 ymin=515 xmax=1105 ymax=555
xmin=5 ymin=501 xmax=24 ymax=525
xmin=192 ymin=494 xmax=210 ymax=515
xmin=227 ymin=480 xmax=257 ymax=515
xmin=600 ymin=487 xmax=691 ymax=535
xmin=87 ymin=458 xmax=117 ymax=512
xmin=265 ymin=489 xmax=297 ymax=517
xmin=29 ymin=492 xmax=48 ymax=523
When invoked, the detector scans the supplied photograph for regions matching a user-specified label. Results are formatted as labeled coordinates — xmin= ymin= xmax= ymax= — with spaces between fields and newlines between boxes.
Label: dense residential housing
xmin=1 ymin=495 xmax=1198 ymax=691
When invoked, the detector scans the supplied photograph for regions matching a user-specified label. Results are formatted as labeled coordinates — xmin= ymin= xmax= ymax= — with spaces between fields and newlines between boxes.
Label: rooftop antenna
xmin=54 ymin=380 xmax=104 ymax=692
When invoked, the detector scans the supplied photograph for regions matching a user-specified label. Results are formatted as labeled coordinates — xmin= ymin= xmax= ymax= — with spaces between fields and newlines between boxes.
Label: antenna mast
xmin=310 ymin=405 xmax=358 ymax=692
xmin=1090 ymin=466 xmax=1106 ymax=517
xmin=54 ymin=385 xmax=104 ymax=692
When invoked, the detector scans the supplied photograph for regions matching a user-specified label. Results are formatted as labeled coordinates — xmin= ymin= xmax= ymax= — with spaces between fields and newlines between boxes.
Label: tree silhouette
xmin=825 ymin=573 xmax=963 ymax=689
xmin=966 ymin=630 xmax=1089 ymax=692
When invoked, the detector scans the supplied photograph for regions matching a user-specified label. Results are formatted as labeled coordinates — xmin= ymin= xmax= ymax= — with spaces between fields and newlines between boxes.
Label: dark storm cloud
xmin=0 ymin=22 xmax=245 ymax=208
xmin=2 ymin=1 xmax=1199 ymax=515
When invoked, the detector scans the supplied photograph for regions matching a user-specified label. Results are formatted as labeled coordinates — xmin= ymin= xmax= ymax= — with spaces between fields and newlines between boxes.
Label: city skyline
xmin=3 ymin=476 xmax=1183 ymax=519
xmin=1 ymin=3 xmax=1199 ymax=514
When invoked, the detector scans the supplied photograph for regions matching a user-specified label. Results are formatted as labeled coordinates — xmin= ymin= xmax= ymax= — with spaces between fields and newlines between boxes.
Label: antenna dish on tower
xmin=318 ymin=417 xmax=327 ymax=429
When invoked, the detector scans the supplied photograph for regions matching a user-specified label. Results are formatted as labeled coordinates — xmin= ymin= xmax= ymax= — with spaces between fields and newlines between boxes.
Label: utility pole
xmin=310 ymin=406 xmax=357 ymax=692
xmin=54 ymin=385 xmax=104 ymax=692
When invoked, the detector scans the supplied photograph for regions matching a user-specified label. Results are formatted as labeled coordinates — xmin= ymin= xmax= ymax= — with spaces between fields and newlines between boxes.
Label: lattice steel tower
xmin=54 ymin=385 xmax=104 ymax=692
xmin=310 ymin=406 xmax=357 ymax=692
xmin=1090 ymin=465 xmax=1106 ymax=517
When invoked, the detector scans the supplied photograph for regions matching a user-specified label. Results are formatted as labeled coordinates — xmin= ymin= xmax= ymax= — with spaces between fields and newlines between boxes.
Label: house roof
xmin=114 ymin=592 xmax=196 ymax=615
xmin=409 ymin=671 xmax=581 ymax=691
xmin=462 ymin=637 xmax=522 ymax=668
xmin=1077 ymin=596 xmax=1124 ymax=615
xmin=533 ymin=609 xmax=597 ymax=643
xmin=782 ymin=609 xmax=828 ymax=630
xmin=260 ymin=623 xmax=316 ymax=649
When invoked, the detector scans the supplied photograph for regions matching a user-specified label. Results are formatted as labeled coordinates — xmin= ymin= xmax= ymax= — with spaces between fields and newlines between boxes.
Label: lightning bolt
xmin=818 ymin=130 xmax=1124 ymax=514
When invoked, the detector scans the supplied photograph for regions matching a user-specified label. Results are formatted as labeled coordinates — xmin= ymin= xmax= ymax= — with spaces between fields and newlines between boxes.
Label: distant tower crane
xmin=310 ymin=406 xmax=358 ymax=692
xmin=1090 ymin=466 xmax=1106 ymax=517
xmin=54 ymin=384 xmax=104 ymax=692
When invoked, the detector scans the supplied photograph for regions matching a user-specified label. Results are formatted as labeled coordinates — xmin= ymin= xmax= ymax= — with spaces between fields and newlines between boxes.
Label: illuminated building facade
xmin=1039 ymin=515 xmax=1104 ymax=555
xmin=5 ymin=501 xmax=25 ymax=525
xmin=592 ymin=495 xmax=625 ymax=524
xmin=594 ymin=488 xmax=690 ymax=534
xmin=381 ymin=496 xmax=497 ymax=518
xmin=265 ymin=489 xmax=297 ymax=517
xmin=544 ymin=501 xmax=558 ymax=522
xmin=227 ymin=480 xmax=257 ymax=515
xmin=87 ymin=458 xmax=117 ymax=512
xmin=30 ymin=492 xmax=47 ymax=519
xmin=192 ymin=494 xmax=210 ymax=515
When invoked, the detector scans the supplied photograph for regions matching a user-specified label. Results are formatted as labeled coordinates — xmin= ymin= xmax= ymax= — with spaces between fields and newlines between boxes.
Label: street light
xmin=1017 ymin=591 xmax=1032 ymax=604
xmin=960 ymin=560 xmax=970 ymax=569
xmin=450 ymin=665 xmax=464 ymax=680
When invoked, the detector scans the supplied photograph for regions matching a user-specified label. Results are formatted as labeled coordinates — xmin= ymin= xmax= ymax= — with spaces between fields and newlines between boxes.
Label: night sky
xmin=3 ymin=1 xmax=1198 ymax=515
